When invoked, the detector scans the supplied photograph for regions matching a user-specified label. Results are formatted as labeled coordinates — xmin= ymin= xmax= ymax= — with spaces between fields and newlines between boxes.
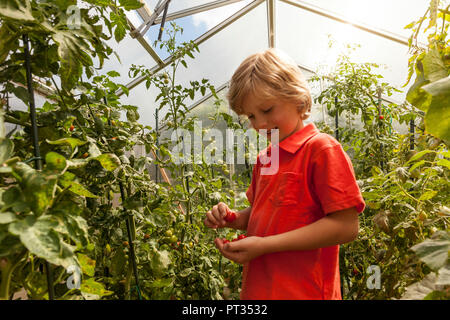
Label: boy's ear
xmin=301 ymin=107 xmax=311 ymax=120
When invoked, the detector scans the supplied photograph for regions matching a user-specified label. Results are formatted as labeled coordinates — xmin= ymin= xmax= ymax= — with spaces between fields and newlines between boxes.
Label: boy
xmin=204 ymin=48 xmax=365 ymax=299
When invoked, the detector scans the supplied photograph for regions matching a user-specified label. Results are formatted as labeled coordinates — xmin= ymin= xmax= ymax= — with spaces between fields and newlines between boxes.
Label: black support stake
xmin=23 ymin=34 xmax=55 ymax=300
xmin=118 ymin=183 xmax=141 ymax=299
xmin=103 ymin=96 xmax=141 ymax=300
xmin=334 ymin=97 xmax=339 ymax=141
xmin=155 ymin=108 xmax=159 ymax=183
xmin=409 ymin=119 xmax=415 ymax=150
xmin=157 ymin=1 xmax=170 ymax=41
xmin=377 ymin=88 xmax=384 ymax=171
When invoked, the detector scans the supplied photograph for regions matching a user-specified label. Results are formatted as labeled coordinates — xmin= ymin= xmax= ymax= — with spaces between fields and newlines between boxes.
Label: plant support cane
xmin=103 ymin=97 xmax=142 ymax=300
xmin=23 ymin=34 xmax=55 ymax=300
xmin=335 ymin=97 xmax=339 ymax=141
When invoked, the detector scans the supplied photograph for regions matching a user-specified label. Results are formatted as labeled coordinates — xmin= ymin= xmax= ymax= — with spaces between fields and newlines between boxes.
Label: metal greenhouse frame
xmin=118 ymin=0 xmax=425 ymax=109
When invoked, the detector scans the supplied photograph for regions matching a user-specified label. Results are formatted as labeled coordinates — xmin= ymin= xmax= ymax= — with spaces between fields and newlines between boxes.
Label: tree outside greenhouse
xmin=0 ymin=0 xmax=449 ymax=303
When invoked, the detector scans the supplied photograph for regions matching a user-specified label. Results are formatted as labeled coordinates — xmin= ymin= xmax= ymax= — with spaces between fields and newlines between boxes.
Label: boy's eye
xmin=248 ymin=115 xmax=254 ymax=119
xmin=263 ymin=107 xmax=272 ymax=114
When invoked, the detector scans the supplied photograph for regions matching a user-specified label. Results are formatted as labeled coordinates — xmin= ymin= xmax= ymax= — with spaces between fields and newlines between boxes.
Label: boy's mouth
xmin=266 ymin=127 xmax=278 ymax=139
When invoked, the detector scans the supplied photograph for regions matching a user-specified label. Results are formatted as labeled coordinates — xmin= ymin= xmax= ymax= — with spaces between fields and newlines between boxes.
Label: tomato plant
xmin=312 ymin=1 xmax=449 ymax=299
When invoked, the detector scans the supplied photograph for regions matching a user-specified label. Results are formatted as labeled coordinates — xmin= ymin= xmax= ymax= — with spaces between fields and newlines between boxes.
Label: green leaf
xmin=110 ymin=11 xmax=127 ymax=42
xmin=52 ymin=31 xmax=89 ymax=90
xmin=436 ymin=264 xmax=450 ymax=286
xmin=436 ymin=158 xmax=450 ymax=170
xmin=418 ymin=190 xmax=437 ymax=201
xmin=94 ymin=153 xmax=121 ymax=171
xmin=411 ymin=231 xmax=450 ymax=271
xmin=406 ymin=149 xmax=435 ymax=165
xmin=87 ymin=138 xmax=102 ymax=158
xmin=54 ymin=211 xmax=89 ymax=246
xmin=408 ymin=159 xmax=426 ymax=172
xmin=45 ymin=152 xmax=67 ymax=172
xmin=8 ymin=215 xmax=78 ymax=269
xmin=406 ymin=71 xmax=432 ymax=111
xmin=46 ymin=137 xmax=86 ymax=151
xmin=422 ymin=76 xmax=450 ymax=144
xmin=0 ymin=23 xmax=19 ymax=64
xmin=10 ymin=86 xmax=30 ymax=105
xmin=119 ymin=0 xmax=144 ymax=10
xmin=59 ymin=172 xmax=99 ymax=198
xmin=110 ymin=249 xmax=126 ymax=276
xmin=107 ymin=70 xmax=120 ymax=77
xmin=422 ymin=48 xmax=448 ymax=83
xmin=77 ymin=253 xmax=96 ymax=277
xmin=66 ymin=158 xmax=89 ymax=169
xmin=80 ymin=277 xmax=114 ymax=298
xmin=0 ymin=212 xmax=17 ymax=224
xmin=0 ymin=138 xmax=14 ymax=164
xmin=12 ymin=162 xmax=56 ymax=215
xmin=0 ymin=0 xmax=35 ymax=21
xmin=150 ymin=249 xmax=171 ymax=277
xmin=149 ymin=277 xmax=173 ymax=288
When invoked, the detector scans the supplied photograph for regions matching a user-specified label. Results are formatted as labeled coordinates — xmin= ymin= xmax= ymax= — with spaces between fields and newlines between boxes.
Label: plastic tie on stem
xmin=24 ymin=156 xmax=43 ymax=164
xmin=130 ymin=284 xmax=143 ymax=300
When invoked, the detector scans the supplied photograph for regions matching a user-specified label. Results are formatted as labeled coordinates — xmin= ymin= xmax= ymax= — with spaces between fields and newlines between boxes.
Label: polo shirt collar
xmin=276 ymin=122 xmax=320 ymax=154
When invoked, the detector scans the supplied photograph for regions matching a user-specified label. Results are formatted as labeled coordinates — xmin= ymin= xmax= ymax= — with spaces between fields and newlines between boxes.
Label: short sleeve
xmin=312 ymin=144 xmax=365 ymax=214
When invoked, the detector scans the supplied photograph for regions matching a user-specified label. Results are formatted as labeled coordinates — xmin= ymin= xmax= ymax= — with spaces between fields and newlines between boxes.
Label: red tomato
xmin=223 ymin=239 xmax=230 ymax=244
xmin=379 ymin=115 xmax=384 ymax=120
xmin=69 ymin=124 xmax=75 ymax=131
xmin=237 ymin=234 xmax=247 ymax=240
xmin=224 ymin=210 xmax=236 ymax=223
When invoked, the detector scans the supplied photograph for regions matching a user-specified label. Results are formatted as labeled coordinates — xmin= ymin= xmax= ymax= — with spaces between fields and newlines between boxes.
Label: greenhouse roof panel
xmin=120 ymin=0 xmax=269 ymax=128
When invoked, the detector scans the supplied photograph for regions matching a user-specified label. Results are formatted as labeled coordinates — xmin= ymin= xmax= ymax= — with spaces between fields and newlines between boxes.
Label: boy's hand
xmin=214 ymin=237 xmax=265 ymax=265
xmin=204 ymin=202 xmax=236 ymax=229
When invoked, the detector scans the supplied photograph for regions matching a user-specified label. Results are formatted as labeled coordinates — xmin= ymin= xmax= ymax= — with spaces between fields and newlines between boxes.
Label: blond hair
xmin=227 ymin=48 xmax=311 ymax=119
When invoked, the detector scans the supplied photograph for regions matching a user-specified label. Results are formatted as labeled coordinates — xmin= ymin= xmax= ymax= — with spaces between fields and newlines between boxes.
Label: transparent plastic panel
xmin=289 ymin=0 xmax=430 ymax=41
xmin=145 ymin=0 xmax=247 ymax=15
xmin=118 ymin=79 xmax=160 ymax=129
xmin=143 ymin=0 xmax=254 ymax=60
xmin=278 ymin=1 xmax=413 ymax=105
xmin=99 ymin=31 xmax=158 ymax=87
xmin=121 ymin=1 xmax=267 ymax=130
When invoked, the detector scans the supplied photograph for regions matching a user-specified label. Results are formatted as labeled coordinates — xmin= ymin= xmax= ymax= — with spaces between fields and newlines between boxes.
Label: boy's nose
xmin=252 ymin=118 xmax=268 ymax=131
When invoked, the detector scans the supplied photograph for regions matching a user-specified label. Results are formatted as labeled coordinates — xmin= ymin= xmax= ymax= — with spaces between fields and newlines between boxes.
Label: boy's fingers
xmin=212 ymin=205 xmax=222 ymax=221
xmin=215 ymin=239 xmax=244 ymax=264
xmin=224 ymin=241 xmax=244 ymax=252
xmin=204 ymin=218 xmax=217 ymax=228
xmin=205 ymin=211 xmax=219 ymax=228
xmin=217 ymin=202 xmax=228 ymax=218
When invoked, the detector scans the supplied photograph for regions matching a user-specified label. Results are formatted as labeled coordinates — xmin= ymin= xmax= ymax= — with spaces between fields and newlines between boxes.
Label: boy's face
xmin=241 ymin=93 xmax=304 ymax=142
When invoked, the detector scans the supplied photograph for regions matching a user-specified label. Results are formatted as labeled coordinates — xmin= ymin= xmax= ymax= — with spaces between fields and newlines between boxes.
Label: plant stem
xmin=395 ymin=180 xmax=420 ymax=205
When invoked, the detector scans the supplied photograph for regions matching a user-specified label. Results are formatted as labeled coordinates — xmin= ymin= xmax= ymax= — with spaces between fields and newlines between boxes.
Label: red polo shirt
xmin=241 ymin=123 xmax=365 ymax=300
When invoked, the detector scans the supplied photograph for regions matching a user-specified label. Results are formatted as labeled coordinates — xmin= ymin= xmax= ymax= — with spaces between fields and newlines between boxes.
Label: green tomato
xmin=160 ymin=244 xmax=170 ymax=251
xmin=165 ymin=229 xmax=173 ymax=237
xmin=170 ymin=235 xmax=178 ymax=244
